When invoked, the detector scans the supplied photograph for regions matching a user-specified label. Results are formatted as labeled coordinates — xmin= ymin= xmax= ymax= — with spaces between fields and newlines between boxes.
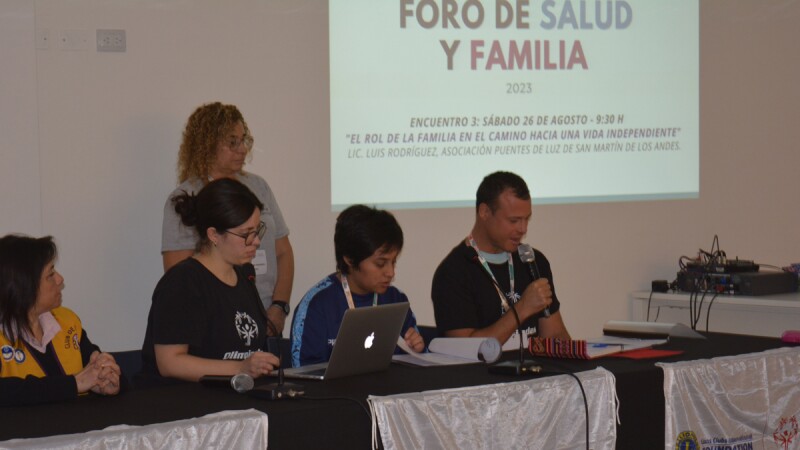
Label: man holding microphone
xmin=431 ymin=171 xmax=570 ymax=347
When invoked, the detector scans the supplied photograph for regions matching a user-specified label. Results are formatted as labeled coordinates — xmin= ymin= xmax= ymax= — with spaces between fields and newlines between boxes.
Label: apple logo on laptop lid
xmin=364 ymin=332 xmax=375 ymax=349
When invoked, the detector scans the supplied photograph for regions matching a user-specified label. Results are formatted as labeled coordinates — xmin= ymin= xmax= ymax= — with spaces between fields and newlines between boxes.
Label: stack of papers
xmin=393 ymin=337 xmax=502 ymax=366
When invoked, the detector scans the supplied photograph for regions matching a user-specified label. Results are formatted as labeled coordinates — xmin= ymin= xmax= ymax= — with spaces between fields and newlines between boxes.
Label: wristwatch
xmin=270 ymin=301 xmax=290 ymax=315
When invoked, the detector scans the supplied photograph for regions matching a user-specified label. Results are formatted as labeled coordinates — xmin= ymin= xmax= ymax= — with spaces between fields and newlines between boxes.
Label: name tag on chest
xmin=253 ymin=249 xmax=268 ymax=275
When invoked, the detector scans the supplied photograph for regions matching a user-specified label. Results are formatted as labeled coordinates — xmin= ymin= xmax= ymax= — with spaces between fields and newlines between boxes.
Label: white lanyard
xmin=340 ymin=272 xmax=378 ymax=310
xmin=466 ymin=236 xmax=516 ymax=313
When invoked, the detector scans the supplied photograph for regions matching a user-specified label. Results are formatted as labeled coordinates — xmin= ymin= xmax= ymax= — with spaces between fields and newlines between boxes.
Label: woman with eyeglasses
xmin=161 ymin=102 xmax=294 ymax=336
xmin=0 ymin=234 xmax=121 ymax=406
xmin=141 ymin=178 xmax=280 ymax=384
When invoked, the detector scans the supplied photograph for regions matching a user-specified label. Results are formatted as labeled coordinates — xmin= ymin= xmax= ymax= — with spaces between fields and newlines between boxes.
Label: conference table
xmin=0 ymin=332 xmax=793 ymax=449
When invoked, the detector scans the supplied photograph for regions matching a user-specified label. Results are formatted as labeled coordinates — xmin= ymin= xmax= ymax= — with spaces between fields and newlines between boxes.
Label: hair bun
xmin=172 ymin=191 xmax=200 ymax=227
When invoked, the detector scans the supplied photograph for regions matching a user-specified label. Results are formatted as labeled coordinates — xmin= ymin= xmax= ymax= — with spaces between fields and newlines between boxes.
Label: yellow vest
xmin=0 ymin=307 xmax=84 ymax=379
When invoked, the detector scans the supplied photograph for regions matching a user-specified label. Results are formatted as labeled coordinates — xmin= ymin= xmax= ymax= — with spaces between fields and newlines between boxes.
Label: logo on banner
xmin=773 ymin=416 xmax=799 ymax=450
xmin=675 ymin=431 xmax=700 ymax=450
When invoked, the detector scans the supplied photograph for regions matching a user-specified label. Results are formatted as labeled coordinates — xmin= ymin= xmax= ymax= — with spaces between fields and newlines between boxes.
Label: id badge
xmin=253 ymin=249 xmax=268 ymax=275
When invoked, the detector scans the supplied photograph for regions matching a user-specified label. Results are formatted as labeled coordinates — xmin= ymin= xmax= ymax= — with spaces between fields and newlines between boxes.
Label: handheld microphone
xmin=232 ymin=373 xmax=255 ymax=392
xmin=517 ymin=244 xmax=550 ymax=317
xmin=199 ymin=373 xmax=254 ymax=393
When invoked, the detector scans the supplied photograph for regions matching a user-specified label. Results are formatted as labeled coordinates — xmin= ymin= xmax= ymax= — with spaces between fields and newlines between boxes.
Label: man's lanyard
xmin=466 ymin=235 xmax=516 ymax=313
xmin=339 ymin=272 xmax=378 ymax=309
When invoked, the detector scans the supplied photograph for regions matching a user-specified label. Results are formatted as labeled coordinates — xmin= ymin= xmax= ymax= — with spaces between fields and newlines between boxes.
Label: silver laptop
xmin=282 ymin=302 xmax=410 ymax=380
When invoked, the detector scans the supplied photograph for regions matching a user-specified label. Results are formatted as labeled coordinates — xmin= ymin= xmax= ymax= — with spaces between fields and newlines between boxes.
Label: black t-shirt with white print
xmin=141 ymin=258 xmax=269 ymax=378
xmin=431 ymin=241 xmax=560 ymax=338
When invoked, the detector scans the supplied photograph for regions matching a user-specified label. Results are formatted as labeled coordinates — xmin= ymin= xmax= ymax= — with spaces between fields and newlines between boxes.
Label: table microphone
xmin=518 ymin=243 xmax=550 ymax=317
xmin=470 ymin=256 xmax=542 ymax=375
xmin=249 ymin=337 xmax=304 ymax=400
xmin=199 ymin=373 xmax=254 ymax=393
xmin=231 ymin=373 xmax=255 ymax=392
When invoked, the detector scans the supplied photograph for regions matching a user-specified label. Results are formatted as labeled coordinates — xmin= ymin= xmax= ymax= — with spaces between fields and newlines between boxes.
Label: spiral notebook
xmin=529 ymin=335 xmax=667 ymax=360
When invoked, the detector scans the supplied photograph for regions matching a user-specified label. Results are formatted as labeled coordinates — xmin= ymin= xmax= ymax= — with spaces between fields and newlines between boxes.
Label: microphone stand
xmin=471 ymin=257 xmax=541 ymax=375
xmin=250 ymin=336 xmax=305 ymax=400
xmin=488 ymin=300 xmax=542 ymax=376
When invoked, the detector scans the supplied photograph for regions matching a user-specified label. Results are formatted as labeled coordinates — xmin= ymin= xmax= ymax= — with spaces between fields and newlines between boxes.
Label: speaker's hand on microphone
xmin=240 ymin=351 xmax=281 ymax=378
xmin=519 ymin=278 xmax=552 ymax=317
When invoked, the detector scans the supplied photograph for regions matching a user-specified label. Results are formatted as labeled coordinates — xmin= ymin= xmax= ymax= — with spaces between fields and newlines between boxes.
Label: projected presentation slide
xmin=330 ymin=0 xmax=699 ymax=210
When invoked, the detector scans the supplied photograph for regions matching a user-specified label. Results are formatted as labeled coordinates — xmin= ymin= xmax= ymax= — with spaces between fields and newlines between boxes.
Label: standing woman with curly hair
xmin=161 ymin=102 xmax=294 ymax=335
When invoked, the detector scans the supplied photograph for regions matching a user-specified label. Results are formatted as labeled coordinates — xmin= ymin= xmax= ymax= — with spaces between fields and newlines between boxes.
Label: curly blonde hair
xmin=177 ymin=102 xmax=252 ymax=183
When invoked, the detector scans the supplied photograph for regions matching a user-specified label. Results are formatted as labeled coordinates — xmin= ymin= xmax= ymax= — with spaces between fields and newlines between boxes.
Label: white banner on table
xmin=0 ymin=409 xmax=268 ymax=450
xmin=658 ymin=347 xmax=800 ymax=450
xmin=368 ymin=367 xmax=617 ymax=450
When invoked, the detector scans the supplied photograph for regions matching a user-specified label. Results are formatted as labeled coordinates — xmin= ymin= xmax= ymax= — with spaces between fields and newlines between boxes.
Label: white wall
xmin=0 ymin=1 xmax=41 ymax=235
xmin=0 ymin=1 xmax=798 ymax=350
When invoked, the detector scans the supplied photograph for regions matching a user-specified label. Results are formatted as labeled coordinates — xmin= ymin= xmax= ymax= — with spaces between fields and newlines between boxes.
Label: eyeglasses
xmin=225 ymin=221 xmax=266 ymax=245
xmin=223 ymin=135 xmax=254 ymax=151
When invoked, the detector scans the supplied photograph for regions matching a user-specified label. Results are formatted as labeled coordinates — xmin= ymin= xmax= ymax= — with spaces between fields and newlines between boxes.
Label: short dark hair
xmin=0 ymin=234 xmax=58 ymax=345
xmin=335 ymin=205 xmax=403 ymax=274
xmin=172 ymin=178 xmax=264 ymax=251
xmin=475 ymin=171 xmax=531 ymax=212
